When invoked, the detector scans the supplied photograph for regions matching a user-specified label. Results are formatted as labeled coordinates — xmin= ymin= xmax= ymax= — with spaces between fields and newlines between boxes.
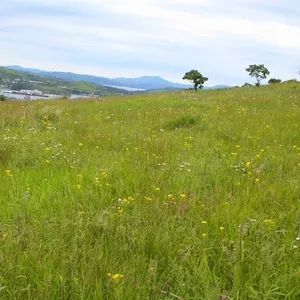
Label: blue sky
xmin=1 ymin=0 xmax=299 ymax=85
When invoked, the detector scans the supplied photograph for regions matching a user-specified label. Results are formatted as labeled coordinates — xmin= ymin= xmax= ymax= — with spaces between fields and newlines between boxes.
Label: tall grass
xmin=0 ymin=82 xmax=300 ymax=299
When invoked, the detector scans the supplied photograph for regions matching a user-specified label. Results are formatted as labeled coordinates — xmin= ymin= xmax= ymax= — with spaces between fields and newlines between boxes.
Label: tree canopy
xmin=183 ymin=70 xmax=208 ymax=92
xmin=268 ymin=78 xmax=281 ymax=84
xmin=246 ymin=64 xmax=270 ymax=86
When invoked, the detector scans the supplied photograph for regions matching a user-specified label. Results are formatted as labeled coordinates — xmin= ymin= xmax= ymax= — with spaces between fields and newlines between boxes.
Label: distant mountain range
xmin=7 ymin=66 xmax=191 ymax=90
xmin=0 ymin=66 xmax=130 ymax=96
xmin=6 ymin=66 xmax=231 ymax=91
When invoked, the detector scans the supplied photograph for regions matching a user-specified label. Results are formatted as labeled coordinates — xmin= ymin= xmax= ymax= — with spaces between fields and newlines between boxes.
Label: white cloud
xmin=1 ymin=0 xmax=300 ymax=85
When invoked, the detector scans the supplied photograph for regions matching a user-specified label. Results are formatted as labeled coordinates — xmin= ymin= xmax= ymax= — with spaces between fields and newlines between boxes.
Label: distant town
xmin=0 ymin=89 xmax=94 ymax=100
xmin=0 ymin=66 xmax=132 ymax=100
xmin=1 ymin=89 xmax=54 ymax=99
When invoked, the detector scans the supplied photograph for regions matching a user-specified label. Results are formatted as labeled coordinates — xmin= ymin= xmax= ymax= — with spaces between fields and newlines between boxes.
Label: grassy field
xmin=0 ymin=82 xmax=300 ymax=299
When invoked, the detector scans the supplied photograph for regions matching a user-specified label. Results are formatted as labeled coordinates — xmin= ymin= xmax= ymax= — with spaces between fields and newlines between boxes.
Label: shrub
xmin=268 ymin=78 xmax=282 ymax=84
xmin=242 ymin=83 xmax=252 ymax=87
xmin=283 ymin=79 xmax=298 ymax=83
xmin=0 ymin=95 xmax=7 ymax=101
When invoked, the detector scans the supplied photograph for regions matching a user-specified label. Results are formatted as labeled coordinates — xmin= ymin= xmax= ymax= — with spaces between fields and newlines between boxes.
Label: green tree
xmin=246 ymin=64 xmax=270 ymax=86
xmin=0 ymin=95 xmax=7 ymax=101
xmin=11 ymin=82 xmax=28 ymax=90
xmin=268 ymin=78 xmax=281 ymax=84
xmin=183 ymin=70 xmax=208 ymax=92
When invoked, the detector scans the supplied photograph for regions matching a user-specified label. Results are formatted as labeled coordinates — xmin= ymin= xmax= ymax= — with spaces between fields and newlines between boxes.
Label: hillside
xmin=7 ymin=65 xmax=192 ymax=90
xmin=1 ymin=82 xmax=300 ymax=299
xmin=0 ymin=66 xmax=130 ymax=96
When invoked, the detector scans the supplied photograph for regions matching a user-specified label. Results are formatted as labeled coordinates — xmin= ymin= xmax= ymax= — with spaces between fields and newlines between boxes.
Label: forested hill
xmin=0 ymin=67 xmax=130 ymax=96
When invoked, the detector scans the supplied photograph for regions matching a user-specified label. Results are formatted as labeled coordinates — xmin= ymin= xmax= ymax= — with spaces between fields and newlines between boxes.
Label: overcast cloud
xmin=1 ymin=0 xmax=299 ymax=85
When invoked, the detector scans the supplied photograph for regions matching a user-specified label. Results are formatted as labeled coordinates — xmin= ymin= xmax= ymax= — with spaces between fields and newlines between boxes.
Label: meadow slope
xmin=0 ymin=82 xmax=300 ymax=299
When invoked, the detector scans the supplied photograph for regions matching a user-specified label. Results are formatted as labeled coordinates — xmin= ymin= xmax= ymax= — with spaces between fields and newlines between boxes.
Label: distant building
xmin=29 ymin=80 xmax=44 ymax=84
xmin=20 ymin=89 xmax=43 ymax=95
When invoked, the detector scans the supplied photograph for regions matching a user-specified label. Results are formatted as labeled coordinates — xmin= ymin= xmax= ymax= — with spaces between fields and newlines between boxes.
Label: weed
xmin=0 ymin=83 xmax=300 ymax=299
xmin=165 ymin=115 xmax=199 ymax=130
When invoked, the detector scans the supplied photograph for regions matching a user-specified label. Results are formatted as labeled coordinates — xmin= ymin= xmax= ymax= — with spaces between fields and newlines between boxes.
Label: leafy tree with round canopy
xmin=246 ymin=64 xmax=270 ymax=86
xmin=183 ymin=70 xmax=208 ymax=92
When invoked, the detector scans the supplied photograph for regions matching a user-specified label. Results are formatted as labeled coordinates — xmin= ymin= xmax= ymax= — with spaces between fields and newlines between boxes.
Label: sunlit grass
xmin=0 ymin=82 xmax=300 ymax=299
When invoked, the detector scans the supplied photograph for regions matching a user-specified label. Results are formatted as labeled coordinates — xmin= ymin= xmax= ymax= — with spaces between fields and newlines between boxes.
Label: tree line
xmin=183 ymin=64 xmax=292 ymax=92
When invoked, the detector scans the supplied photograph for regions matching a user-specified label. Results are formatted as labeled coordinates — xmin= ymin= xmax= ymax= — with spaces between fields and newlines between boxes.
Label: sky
xmin=1 ymin=0 xmax=300 ymax=86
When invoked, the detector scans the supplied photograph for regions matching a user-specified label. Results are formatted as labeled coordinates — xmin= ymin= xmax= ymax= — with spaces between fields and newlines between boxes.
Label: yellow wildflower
xmin=107 ymin=273 xmax=123 ymax=281
xmin=264 ymin=219 xmax=275 ymax=225
xmin=111 ymin=274 xmax=123 ymax=280
xmin=5 ymin=170 xmax=12 ymax=176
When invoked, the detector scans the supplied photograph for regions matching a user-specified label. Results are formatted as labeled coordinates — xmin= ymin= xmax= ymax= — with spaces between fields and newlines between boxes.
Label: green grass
xmin=0 ymin=82 xmax=300 ymax=299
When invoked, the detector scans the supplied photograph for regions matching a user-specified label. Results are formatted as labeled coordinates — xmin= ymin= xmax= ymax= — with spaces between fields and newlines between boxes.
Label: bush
xmin=283 ymin=79 xmax=298 ymax=83
xmin=0 ymin=95 xmax=7 ymax=101
xmin=268 ymin=78 xmax=282 ymax=84
xmin=242 ymin=83 xmax=252 ymax=87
